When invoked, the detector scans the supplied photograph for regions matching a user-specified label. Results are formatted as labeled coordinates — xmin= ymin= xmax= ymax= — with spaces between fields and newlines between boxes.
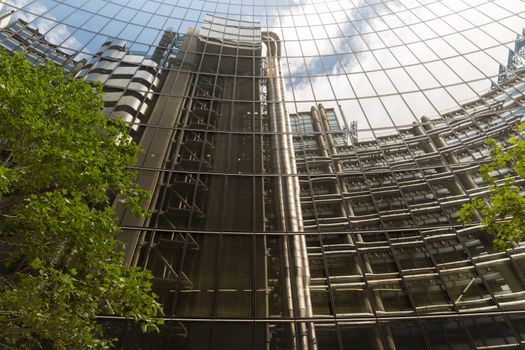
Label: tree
xmin=0 ymin=50 xmax=162 ymax=349
xmin=458 ymin=122 xmax=525 ymax=251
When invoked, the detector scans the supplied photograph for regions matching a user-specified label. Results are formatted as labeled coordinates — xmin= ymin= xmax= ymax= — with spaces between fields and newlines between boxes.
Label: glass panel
xmin=340 ymin=324 xmax=383 ymax=350
xmin=383 ymin=321 xmax=427 ymax=350
xmin=478 ymin=260 xmax=525 ymax=310
xmin=371 ymin=281 xmax=412 ymax=313
xmin=422 ymin=319 xmax=471 ymax=350
xmin=464 ymin=316 xmax=519 ymax=348
xmin=405 ymin=276 xmax=452 ymax=312
xmin=6 ymin=0 xmax=525 ymax=346
xmin=441 ymin=269 xmax=492 ymax=310
xmin=215 ymin=235 xmax=253 ymax=317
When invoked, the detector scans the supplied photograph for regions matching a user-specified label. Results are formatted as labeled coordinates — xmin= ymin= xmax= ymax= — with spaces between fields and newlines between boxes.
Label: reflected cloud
xmin=0 ymin=0 xmax=524 ymax=131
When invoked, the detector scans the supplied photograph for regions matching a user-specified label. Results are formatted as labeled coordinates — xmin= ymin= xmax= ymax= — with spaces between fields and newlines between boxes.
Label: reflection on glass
xmin=2 ymin=0 xmax=525 ymax=347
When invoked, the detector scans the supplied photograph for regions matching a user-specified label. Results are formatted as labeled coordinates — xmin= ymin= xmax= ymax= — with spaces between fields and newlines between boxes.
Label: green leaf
xmin=458 ymin=122 xmax=525 ymax=251
xmin=0 ymin=49 xmax=161 ymax=349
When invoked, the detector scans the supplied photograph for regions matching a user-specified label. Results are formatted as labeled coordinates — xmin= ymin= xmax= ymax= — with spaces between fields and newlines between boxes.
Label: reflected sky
xmin=1 ymin=0 xmax=525 ymax=136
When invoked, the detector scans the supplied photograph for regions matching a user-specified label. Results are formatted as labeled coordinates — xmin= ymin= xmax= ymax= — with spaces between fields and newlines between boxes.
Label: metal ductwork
xmin=262 ymin=31 xmax=317 ymax=350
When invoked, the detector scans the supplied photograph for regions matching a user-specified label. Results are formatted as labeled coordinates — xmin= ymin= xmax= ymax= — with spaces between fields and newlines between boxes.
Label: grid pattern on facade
xmin=2 ymin=0 xmax=525 ymax=349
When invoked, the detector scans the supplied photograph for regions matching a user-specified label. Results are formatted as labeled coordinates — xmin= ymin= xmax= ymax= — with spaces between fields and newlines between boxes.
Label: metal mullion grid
xmin=130 ymin=33 xmax=187 ymax=186
xmin=272 ymin=82 xmax=307 ymax=344
xmin=358 ymin=4 xmax=494 ymax=200
xmin=380 ymin=231 xmax=433 ymax=350
xmin=387 ymin=10 xmax=525 ymax=342
xmin=160 ymin=3 xmax=183 ymax=34
xmin=428 ymin=2 xmax=525 ymax=132
xmin=11 ymin=1 xmax=86 ymax=63
xmin=393 ymin=0 xmax=522 ymax=120
xmin=127 ymin=157 xmax=513 ymax=181
xmin=46 ymin=0 xmax=512 ymax=69
xmin=203 ymin=22 xmax=238 ymax=350
xmin=131 ymin=32 xmax=200 ymax=282
xmin=349 ymin=4 xmax=465 ymax=128
xmin=279 ymin=1 xmax=312 ymax=107
xmin=6 ymin=0 xmax=65 ymax=35
xmin=295 ymin=21 xmax=364 ymax=137
xmin=399 ymin=150 xmax=525 ymax=350
xmin=413 ymin=0 xmax=525 ymax=113
xmin=125 ymin=43 xmax=175 ymax=136
xmin=364 ymin=136 xmax=492 ymax=349
xmin=66 ymin=32 xmax=524 ymax=105
xmin=359 ymin=133 xmax=479 ymax=347
xmin=294 ymin=125 xmax=344 ymax=350
xmin=450 ymin=228 xmax=525 ymax=350
xmin=357 ymin=169 xmax=432 ymax=350
xmin=504 ymin=249 xmax=525 ymax=347
xmin=286 ymin=11 xmax=373 ymax=160
xmin=339 ymin=28 xmax=471 ymax=338
xmin=334 ymin=13 xmax=446 ymax=175
xmin=246 ymin=43 xmax=261 ymax=346
xmin=61 ymin=27 xmax=523 ymax=104
xmin=150 ymin=26 xmax=220 ymax=320
xmin=303 ymin=0 xmax=364 ymax=138
xmin=321 ymin=155 xmax=400 ymax=348
xmin=312 ymin=10 xmax=419 ymax=158
xmin=126 ymin=34 xmax=165 ymax=62
xmin=137 ymin=84 xmax=193 ymax=270
xmin=288 ymin=5 xmax=397 ymax=329
xmin=323 ymin=14 xmax=449 ymax=233
xmin=327 ymin=184 xmax=396 ymax=348
xmin=433 ymin=0 xmax=525 ymax=52
xmin=339 ymin=0 xmax=520 ymax=54
xmin=361 ymin=2 xmax=464 ymax=128
xmin=4 ymin=0 xmax=45 ymax=15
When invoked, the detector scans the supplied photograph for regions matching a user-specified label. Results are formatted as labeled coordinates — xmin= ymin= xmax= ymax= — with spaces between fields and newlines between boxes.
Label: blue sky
xmin=2 ymin=0 xmax=525 ymax=136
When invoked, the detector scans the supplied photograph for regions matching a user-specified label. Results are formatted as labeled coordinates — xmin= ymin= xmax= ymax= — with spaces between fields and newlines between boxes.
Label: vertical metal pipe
xmin=263 ymin=31 xmax=315 ymax=349
xmin=421 ymin=115 xmax=478 ymax=191
xmin=263 ymin=34 xmax=297 ymax=348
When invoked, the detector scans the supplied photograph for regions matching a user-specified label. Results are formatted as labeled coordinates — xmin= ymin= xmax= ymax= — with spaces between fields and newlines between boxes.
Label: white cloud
xmin=8 ymin=0 xmax=81 ymax=51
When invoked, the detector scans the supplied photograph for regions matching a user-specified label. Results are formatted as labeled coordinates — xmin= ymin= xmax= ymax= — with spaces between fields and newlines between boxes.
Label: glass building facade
xmin=2 ymin=0 xmax=525 ymax=348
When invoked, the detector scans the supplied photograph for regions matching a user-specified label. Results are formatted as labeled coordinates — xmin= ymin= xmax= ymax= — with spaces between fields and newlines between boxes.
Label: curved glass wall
xmin=2 ymin=0 xmax=525 ymax=348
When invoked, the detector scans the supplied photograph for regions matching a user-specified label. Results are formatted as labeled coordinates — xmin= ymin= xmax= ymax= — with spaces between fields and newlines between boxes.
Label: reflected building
xmin=109 ymin=16 xmax=525 ymax=350
xmin=2 ymin=1 xmax=525 ymax=348
xmin=0 ymin=6 xmax=12 ymax=28
xmin=498 ymin=28 xmax=525 ymax=85
xmin=75 ymin=39 xmax=172 ymax=140
xmin=0 ymin=16 xmax=78 ymax=72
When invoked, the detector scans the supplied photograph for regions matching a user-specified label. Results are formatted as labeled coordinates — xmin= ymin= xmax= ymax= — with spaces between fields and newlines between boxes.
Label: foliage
xmin=458 ymin=123 xmax=525 ymax=250
xmin=0 ymin=50 xmax=162 ymax=349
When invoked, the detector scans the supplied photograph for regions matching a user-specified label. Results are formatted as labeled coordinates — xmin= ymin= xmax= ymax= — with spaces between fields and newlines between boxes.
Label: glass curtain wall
xmin=2 ymin=0 xmax=525 ymax=348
